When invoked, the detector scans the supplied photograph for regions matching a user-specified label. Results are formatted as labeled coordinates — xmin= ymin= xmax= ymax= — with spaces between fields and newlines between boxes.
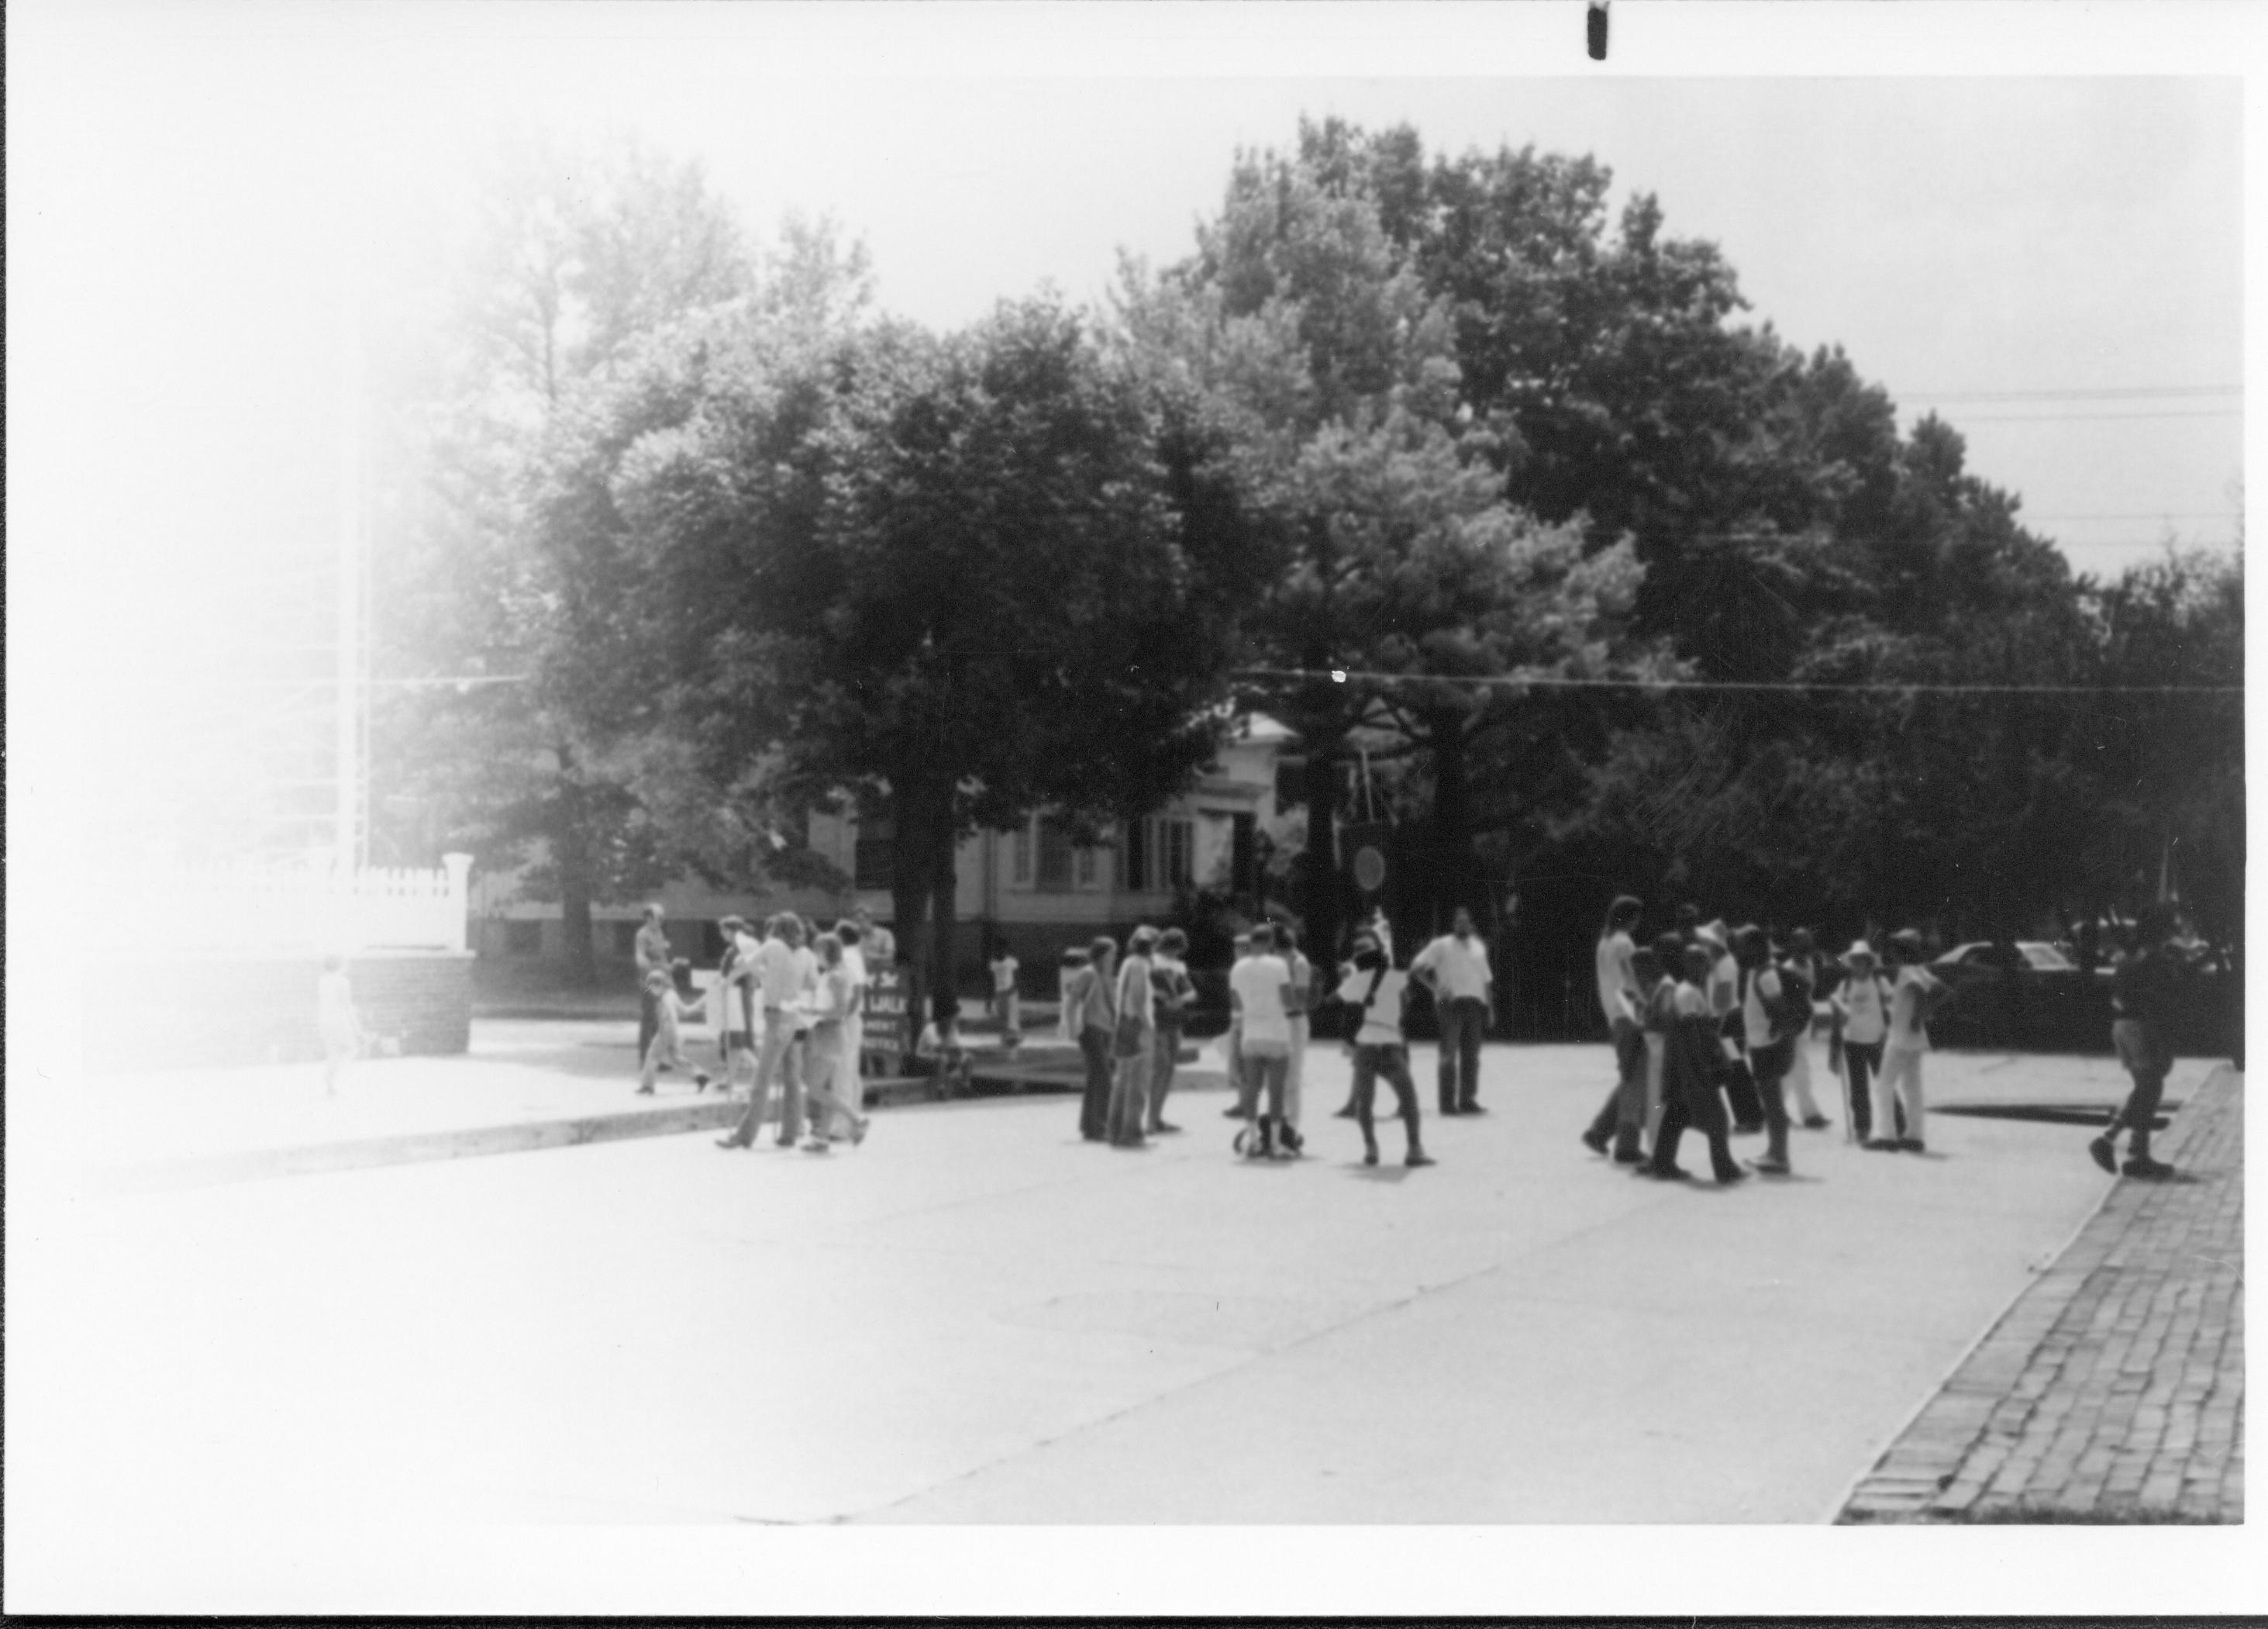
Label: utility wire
xmin=1233 ymin=665 xmax=2242 ymax=697
xmin=1901 ymin=385 xmax=2242 ymax=402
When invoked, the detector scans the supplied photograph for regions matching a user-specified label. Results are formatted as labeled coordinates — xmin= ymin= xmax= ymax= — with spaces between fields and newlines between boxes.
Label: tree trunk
xmin=1298 ymin=731 xmax=1343 ymax=961
xmin=1425 ymin=706 xmax=1475 ymax=933
xmin=930 ymin=826 xmax=960 ymax=1025
xmin=888 ymin=788 xmax=939 ymax=1056
xmin=553 ymin=750 xmax=599 ymax=987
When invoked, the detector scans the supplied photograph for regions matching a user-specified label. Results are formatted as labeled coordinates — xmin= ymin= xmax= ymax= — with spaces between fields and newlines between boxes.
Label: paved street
xmin=16 ymin=1034 xmax=2183 ymax=1555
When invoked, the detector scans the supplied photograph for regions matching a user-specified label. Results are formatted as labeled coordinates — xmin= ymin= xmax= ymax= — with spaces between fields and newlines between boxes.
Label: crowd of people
xmin=1582 ymin=896 xmax=2190 ymax=1183
xmin=626 ymin=889 xmax=2192 ymax=1183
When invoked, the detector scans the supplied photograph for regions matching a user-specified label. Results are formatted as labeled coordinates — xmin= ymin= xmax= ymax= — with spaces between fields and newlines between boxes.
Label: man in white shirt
xmin=1228 ymin=923 xmax=1296 ymax=1158
xmin=1411 ymin=908 xmax=1494 ymax=1116
xmin=719 ymin=914 xmax=808 ymax=1150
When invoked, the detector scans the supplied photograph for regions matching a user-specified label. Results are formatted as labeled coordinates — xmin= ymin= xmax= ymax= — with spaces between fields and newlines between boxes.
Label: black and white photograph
xmin=6 ymin=0 xmax=2260 ymax=1614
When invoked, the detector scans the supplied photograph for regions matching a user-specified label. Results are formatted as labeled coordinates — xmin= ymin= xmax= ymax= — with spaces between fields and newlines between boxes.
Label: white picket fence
xmin=105 ymin=854 xmax=474 ymax=954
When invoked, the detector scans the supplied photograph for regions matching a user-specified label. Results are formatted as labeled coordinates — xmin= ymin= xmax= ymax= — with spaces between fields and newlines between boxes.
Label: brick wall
xmin=84 ymin=951 xmax=473 ymax=1073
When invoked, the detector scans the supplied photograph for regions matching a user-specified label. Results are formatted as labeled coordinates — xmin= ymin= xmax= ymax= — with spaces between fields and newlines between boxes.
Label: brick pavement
xmin=1840 ymin=1062 xmax=2244 ymax=1522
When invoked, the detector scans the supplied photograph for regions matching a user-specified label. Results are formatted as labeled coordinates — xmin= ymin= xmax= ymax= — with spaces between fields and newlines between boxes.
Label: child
xmin=316 ymin=956 xmax=359 ymax=1096
xmin=1829 ymin=940 xmax=1892 ymax=1143
xmin=1333 ymin=930 xmax=1433 ymax=1168
xmin=636 ymin=968 xmax=712 ymax=1096
xmin=989 ymin=943 xmax=1022 ymax=1051
xmin=1870 ymin=930 xmax=1950 ymax=1153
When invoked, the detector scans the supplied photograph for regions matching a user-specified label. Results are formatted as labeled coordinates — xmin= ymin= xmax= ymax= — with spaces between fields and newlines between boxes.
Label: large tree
xmin=605 ymin=297 xmax=1251 ymax=1019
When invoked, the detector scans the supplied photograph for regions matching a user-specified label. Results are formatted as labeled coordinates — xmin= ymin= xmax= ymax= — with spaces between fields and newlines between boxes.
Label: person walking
xmin=836 ymin=923 xmax=869 ymax=1116
xmin=1107 ymin=927 xmax=1158 ymax=1148
xmin=1229 ymin=923 xmax=1297 ymax=1158
xmin=1698 ymin=920 xmax=1766 ymax=1132
xmin=714 ymin=917 xmax=761 ymax=1098
xmin=1830 ymin=941 xmax=1892 ymax=1143
xmin=1639 ymin=932 xmax=1686 ymax=1156
xmin=1645 ymin=942 xmax=1747 ymax=1186
xmin=1866 ymin=929 xmax=1949 ymax=1154
xmin=1333 ymin=930 xmax=1435 ymax=1168
xmin=2090 ymin=905 xmax=2182 ymax=1179
xmin=1147 ymin=927 xmax=1194 ymax=1134
xmin=1582 ymin=895 xmax=1649 ymax=1163
xmin=797 ymin=934 xmax=873 ymax=1151
xmin=1070 ymin=937 xmax=1118 ymax=1141
xmin=636 ymin=968 xmax=712 ymax=1095
xmin=634 ymin=904 xmax=672 ymax=1068
xmin=1411 ymin=907 xmax=1494 ymax=1116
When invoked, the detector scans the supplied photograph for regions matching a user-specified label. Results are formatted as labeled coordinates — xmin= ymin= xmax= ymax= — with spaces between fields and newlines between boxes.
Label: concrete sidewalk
xmin=21 ymin=1038 xmax=2168 ymax=1541
xmin=1840 ymin=1062 xmax=2245 ymax=1523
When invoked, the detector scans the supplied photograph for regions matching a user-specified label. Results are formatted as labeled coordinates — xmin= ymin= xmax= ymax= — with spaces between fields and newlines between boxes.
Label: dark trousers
xmin=1843 ymin=1040 xmax=1884 ymax=1139
xmin=1077 ymin=1027 xmax=1114 ymax=1140
xmin=1652 ymin=1068 xmax=1741 ymax=1182
xmin=1436 ymin=996 xmax=1487 ymax=1110
xmin=1353 ymin=1042 xmax=1422 ymax=1150
xmin=1718 ymin=1024 xmax=1766 ymax=1127
xmin=1747 ymin=1035 xmax=1794 ymax=1163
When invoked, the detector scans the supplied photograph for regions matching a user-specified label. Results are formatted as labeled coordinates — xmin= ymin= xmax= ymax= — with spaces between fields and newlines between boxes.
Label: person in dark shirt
xmin=2090 ymin=905 xmax=2183 ymax=1179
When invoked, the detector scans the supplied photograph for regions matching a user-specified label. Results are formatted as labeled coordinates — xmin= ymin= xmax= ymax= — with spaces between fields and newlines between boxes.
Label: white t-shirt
xmin=1413 ymin=933 xmax=1493 ymax=1003
xmin=1334 ymin=964 xmax=1408 ymax=1047
xmin=841 ymin=944 xmax=868 ymax=1016
xmin=991 ymin=954 xmax=1019 ymax=995
xmin=1835 ymin=974 xmax=1888 ymax=1045
xmin=1595 ymin=931 xmax=1638 ymax=1027
xmin=1229 ymin=953 xmax=1294 ymax=1047
xmin=1887 ymin=966 xmax=1938 ymax=1053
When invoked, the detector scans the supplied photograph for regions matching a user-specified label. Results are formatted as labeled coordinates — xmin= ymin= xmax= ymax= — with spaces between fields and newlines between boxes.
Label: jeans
xmin=1239 ymin=1051 xmax=1288 ymax=1120
xmin=1149 ymin=1024 xmax=1181 ymax=1128
xmin=732 ymin=1014 xmax=804 ymax=1144
xmin=1587 ymin=1018 xmax=1649 ymax=1151
xmin=1352 ymin=1042 xmax=1422 ymax=1149
xmin=1436 ymin=996 xmax=1487 ymax=1110
xmin=2107 ymin=1019 xmax=2169 ymax=1158
xmin=1108 ymin=1027 xmax=1153 ymax=1144
xmin=803 ymin=1025 xmax=863 ymax=1140
xmin=1842 ymin=1040 xmax=1884 ymax=1138
xmin=1747 ymin=1034 xmax=1794 ymax=1164
xmin=1077 ymin=1027 xmax=1114 ymax=1140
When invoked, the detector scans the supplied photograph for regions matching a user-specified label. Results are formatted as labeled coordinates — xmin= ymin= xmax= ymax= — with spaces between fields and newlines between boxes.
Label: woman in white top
xmin=1829 ymin=940 xmax=1892 ymax=1142
xmin=1333 ymin=932 xmax=1434 ymax=1168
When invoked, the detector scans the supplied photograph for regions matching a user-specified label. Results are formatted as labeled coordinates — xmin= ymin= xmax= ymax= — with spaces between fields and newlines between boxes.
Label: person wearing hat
xmin=1332 ymin=929 xmax=1434 ymax=1168
xmin=1830 ymin=940 xmax=1894 ymax=1143
xmin=1646 ymin=942 xmax=1746 ymax=1186
xmin=1870 ymin=929 xmax=1950 ymax=1153
xmin=2090 ymin=904 xmax=2182 ymax=1179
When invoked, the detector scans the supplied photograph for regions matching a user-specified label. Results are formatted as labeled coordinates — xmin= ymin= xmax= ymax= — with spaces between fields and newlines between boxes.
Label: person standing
xmin=1107 ymin=927 xmax=1158 ymax=1148
xmin=718 ymin=914 xmax=808 ymax=1150
xmin=713 ymin=917 xmax=760 ymax=1098
xmin=854 ymin=907 xmax=896 ymax=974
xmin=634 ymin=904 xmax=672 ymax=1066
xmin=1646 ymin=943 xmax=1747 ymax=1186
xmin=1222 ymin=930 xmax=1253 ymax=1120
xmin=797 ymin=934 xmax=872 ymax=1151
xmin=1779 ymin=927 xmax=1830 ymax=1130
xmin=1866 ymin=929 xmax=1949 ymax=1154
xmin=1277 ymin=923 xmax=1314 ymax=1148
xmin=1734 ymin=926 xmax=1799 ymax=1175
xmin=1830 ymin=942 xmax=1892 ymax=1143
xmin=1147 ymin=927 xmax=1194 ymax=1134
xmin=1334 ymin=930 xmax=1435 ymax=1168
xmin=1229 ymin=923 xmax=1296 ymax=1158
xmin=2090 ymin=905 xmax=2181 ymax=1179
xmin=316 ymin=956 xmax=360 ymax=1096
xmin=836 ymin=923 xmax=869 ymax=1116
xmin=1411 ymin=907 xmax=1494 ymax=1116
xmin=988 ymin=940 xmax=1022 ymax=1051
xmin=1582 ymin=895 xmax=1648 ymax=1163
xmin=1070 ymin=937 xmax=1118 ymax=1141
xmin=1698 ymin=921 xmax=1766 ymax=1132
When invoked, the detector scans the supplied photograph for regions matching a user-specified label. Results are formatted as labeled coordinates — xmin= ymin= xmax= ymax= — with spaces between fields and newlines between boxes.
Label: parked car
xmin=1926 ymin=937 xmax=2236 ymax=1058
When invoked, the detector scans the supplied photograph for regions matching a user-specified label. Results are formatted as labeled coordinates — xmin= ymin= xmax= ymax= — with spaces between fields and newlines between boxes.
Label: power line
xmin=1937 ymin=409 xmax=2242 ymax=425
xmin=1902 ymin=385 xmax=2242 ymax=403
xmin=1233 ymin=665 xmax=2242 ymax=698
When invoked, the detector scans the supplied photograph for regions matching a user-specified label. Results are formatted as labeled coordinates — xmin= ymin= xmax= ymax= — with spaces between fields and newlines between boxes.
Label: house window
xmin=1012 ymin=820 xmax=1032 ymax=885
xmin=1036 ymin=818 xmax=1074 ymax=892
xmin=1124 ymin=816 xmax=1194 ymax=894
xmin=1075 ymin=840 xmax=1099 ymax=889
xmin=505 ymin=920 xmax=541 ymax=956
xmin=1163 ymin=817 xmax=1192 ymax=889
xmin=1125 ymin=820 xmax=1150 ymax=892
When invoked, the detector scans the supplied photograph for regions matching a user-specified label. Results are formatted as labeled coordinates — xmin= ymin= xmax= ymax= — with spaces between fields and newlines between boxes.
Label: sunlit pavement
xmin=16 ymin=1037 xmax=2184 ymax=1544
